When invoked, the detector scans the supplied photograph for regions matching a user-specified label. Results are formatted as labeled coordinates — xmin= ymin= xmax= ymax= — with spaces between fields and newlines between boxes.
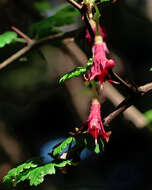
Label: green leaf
xmin=34 ymin=1 xmax=51 ymax=12
xmin=93 ymin=3 xmax=101 ymax=21
xmin=87 ymin=58 xmax=93 ymax=66
xmin=94 ymin=143 xmax=100 ymax=154
xmin=3 ymin=160 xmax=71 ymax=187
xmin=52 ymin=137 xmax=74 ymax=156
xmin=59 ymin=58 xmax=93 ymax=83
xmin=3 ymin=157 xmax=43 ymax=187
xmin=99 ymin=0 xmax=110 ymax=2
xmin=144 ymin=109 xmax=152 ymax=123
xmin=149 ymin=67 xmax=152 ymax=71
xmin=59 ymin=67 xmax=87 ymax=83
xmin=54 ymin=160 xmax=71 ymax=168
xmin=52 ymin=4 xmax=79 ymax=27
xmin=98 ymin=138 xmax=104 ymax=152
xmin=15 ymin=163 xmax=56 ymax=186
xmin=0 ymin=31 xmax=17 ymax=48
xmin=29 ymin=4 xmax=79 ymax=38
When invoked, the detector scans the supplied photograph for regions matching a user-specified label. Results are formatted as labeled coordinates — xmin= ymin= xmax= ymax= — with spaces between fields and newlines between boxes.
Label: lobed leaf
xmin=59 ymin=67 xmax=87 ymax=83
xmin=3 ymin=157 xmax=43 ymax=187
xmin=52 ymin=137 xmax=74 ymax=156
xmin=3 ymin=159 xmax=71 ymax=187
xmin=59 ymin=58 xmax=93 ymax=83
xmin=0 ymin=31 xmax=17 ymax=48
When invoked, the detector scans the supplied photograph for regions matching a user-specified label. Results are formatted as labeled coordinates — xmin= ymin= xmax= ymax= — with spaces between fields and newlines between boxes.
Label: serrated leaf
xmin=3 ymin=157 xmax=43 ymax=187
xmin=52 ymin=137 xmax=74 ymax=156
xmin=0 ymin=31 xmax=17 ymax=48
xmin=29 ymin=4 xmax=79 ymax=38
xmin=29 ymin=164 xmax=55 ymax=186
xmin=5 ymin=160 xmax=72 ymax=187
xmin=59 ymin=67 xmax=87 ymax=83
xmin=15 ymin=163 xmax=56 ymax=186
xmin=59 ymin=58 xmax=93 ymax=83
xmin=54 ymin=160 xmax=71 ymax=167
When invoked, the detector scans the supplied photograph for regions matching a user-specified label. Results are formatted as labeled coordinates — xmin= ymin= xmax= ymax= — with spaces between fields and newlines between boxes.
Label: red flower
xmin=82 ymin=99 xmax=111 ymax=144
xmin=84 ymin=42 xmax=116 ymax=89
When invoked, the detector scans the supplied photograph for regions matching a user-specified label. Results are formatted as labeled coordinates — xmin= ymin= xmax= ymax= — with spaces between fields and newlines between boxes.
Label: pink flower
xmin=84 ymin=43 xmax=116 ymax=89
xmin=81 ymin=99 xmax=111 ymax=144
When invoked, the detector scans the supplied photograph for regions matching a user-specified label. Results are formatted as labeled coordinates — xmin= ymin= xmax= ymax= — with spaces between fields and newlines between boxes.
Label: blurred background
xmin=0 ymin=0 xmax=152 ymax=189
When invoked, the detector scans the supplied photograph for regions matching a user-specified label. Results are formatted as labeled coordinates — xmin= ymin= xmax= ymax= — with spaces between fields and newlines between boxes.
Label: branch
xmin=103 ymin=82 xmax=152 ymax=126
xmin=62 ymin=39 xmax=149 ymax=128
xmin=66 ymin=0 xmax=82 ymax=11
xmin=11 ymin=26 xmax=34 ymax=44
xmin=0 ymin=28 xmax=63 ymax=70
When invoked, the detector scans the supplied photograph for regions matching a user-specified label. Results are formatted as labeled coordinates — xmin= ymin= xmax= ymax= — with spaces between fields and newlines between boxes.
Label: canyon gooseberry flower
xmin=80 ymin=99 xmax=111 ymax=144
xmin=84 ymin=42 xmax=115 ymax=89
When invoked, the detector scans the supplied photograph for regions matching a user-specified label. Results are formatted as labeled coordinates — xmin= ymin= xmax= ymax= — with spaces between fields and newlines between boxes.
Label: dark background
xmin=0 ymin=0 xmax=152 ymax=190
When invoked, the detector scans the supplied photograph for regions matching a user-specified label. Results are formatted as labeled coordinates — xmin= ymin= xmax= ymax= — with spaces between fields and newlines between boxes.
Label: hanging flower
xmin=79 ymin=99 xmax=111 ymax=144
xmin=84 ymin=41 xmax=116 ymax=89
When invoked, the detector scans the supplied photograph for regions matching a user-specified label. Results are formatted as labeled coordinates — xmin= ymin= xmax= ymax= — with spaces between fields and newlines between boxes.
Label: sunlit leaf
xmin=3 ymin=157 xmax=43 ymax=188
xmin=144 ymin=109 xmax=152 ymax=123
xmin=52 ymin=137 xmax=74 ymax=156
xmin=0 ymin=32 xmax=17 ymax=48
xmin=59 ymin=67 xmax=87 ymax=83
xmin=3 ymin=158 xmax=71 ymax=187
xmin=59 ymin=58 xmax=93 ymax=83
xmin=94 ymin=143 xmax=100 ymax=154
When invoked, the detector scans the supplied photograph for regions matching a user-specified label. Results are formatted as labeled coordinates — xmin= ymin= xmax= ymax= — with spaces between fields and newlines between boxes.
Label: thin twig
xmin=11 ymin=26 xmax=34 ymax=44
xmin=0 ymin=31 xmax=64 ymax=70
xmin=138 ymin=82 xmax=152 ymax=94
xmin=0 ymin=44 xmax=33 ymax=69
xmin=66 ymin=0 xmax=82 ymax=10
xmin=103 ymin=82 xmax=152 ymax=126
xmin=62 ymin=39 xmax=149 ymax=128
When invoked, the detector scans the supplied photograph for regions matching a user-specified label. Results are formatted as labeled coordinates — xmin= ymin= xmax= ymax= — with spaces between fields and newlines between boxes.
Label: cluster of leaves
xmin=3 ymin=157 xmax=71 ymax=187
xmin=3 ymin=133 xmax=104 ymax=188
xmin=0 ymin=3 xmax=79 ymax=49
xmin=29 ymin=4 xmax=79 ymax=38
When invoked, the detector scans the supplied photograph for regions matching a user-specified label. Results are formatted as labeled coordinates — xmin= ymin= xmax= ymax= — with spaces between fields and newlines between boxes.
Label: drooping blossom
xmin=79 ymin=99 xmax=111 ymax=144
xmin=84 ymin=41 xmax=116 ymax=89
